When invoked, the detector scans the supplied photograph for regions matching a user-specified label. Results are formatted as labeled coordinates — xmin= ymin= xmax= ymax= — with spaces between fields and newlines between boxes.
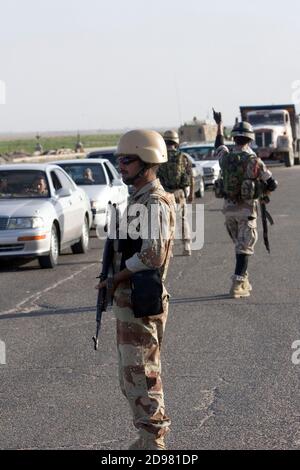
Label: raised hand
xmin=212 ymin=108 xmax=222 ymax=125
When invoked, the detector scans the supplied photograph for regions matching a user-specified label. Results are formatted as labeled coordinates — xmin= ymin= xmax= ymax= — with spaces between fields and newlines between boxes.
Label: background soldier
xmin=97 ymin=130 xmax=175 ymax=450
xmin=158 ymin=130 xmax=194 ymax=255
xmin=213 ymin=110 xmax=278 ymax=298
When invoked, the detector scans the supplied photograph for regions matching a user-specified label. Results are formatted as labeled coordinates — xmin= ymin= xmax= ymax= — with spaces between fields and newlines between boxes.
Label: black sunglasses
xmin=118 ymin=156 xmax=140 ymax=166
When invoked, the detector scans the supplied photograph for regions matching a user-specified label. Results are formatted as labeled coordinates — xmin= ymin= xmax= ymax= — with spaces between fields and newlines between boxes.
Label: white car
xmin=55 ymin=159 xmax=128 ymax=230
xmin=0 ymin=164 xmax=92 ymax=268
xmin=182 ymin=153 xmax=205 ymax=198
xmin=180 ymin=142 xmax=234 ymax=187
xmin=180 ymin=142 xmax=220 ymax=186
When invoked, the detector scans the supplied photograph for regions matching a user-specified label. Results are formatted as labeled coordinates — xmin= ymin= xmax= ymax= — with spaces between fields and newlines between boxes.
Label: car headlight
xmin=7 ymin=217 xmax=44 ymax=229
xmin=91 ymin=201 xmax=106 ymax=213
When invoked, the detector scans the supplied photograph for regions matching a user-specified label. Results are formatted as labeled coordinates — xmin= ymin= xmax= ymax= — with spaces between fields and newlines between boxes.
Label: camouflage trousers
xmin=113 ymin=287 xmax=171 ymax=441
xmin=173 ymin=189 xmax=190 ymax=242
xmin=225 ymin=214 xmax=258 ymax=255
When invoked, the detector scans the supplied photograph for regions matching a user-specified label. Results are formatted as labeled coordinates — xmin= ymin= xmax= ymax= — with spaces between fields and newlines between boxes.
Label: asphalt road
xmin=0 ymin=165 xmax=300 ymax=450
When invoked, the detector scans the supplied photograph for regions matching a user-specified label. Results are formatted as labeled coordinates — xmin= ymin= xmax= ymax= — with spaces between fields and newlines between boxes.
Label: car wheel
xmin=38 ymin=224 xmax=59 ymax=269
xmin=195 ymin=177 xmax=205 ymax=198
xmin=71 ymin=216 xmax=89 ymax=254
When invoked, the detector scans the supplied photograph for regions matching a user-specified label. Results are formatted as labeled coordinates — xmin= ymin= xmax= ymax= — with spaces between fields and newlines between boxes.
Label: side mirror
xmin=57 ymin=187 xmax=72 ymax=198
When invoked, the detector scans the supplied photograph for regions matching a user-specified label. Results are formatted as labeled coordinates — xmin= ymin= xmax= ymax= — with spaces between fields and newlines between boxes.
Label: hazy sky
xmin=0 ymin=0 xmax=300 ymax=132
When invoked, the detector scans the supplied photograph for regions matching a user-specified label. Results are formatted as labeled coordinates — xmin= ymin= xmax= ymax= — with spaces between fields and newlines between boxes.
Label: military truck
xmin=178 ymin=117 xmax=217 ymax=144
xmin=240 ymin=104 xmax=300 ymax=167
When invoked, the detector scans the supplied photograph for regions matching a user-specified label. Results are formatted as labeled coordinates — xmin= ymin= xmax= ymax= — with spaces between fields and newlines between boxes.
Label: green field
xmin=0 ymin=134 xmax=121 ymax=155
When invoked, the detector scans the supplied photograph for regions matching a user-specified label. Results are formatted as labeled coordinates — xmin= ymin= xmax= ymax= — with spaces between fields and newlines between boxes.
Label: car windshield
xmin=58 ymin=163 xmax=106 ymax=185
xmin=0 ymin=170 xmax=49 ymax=198
xmin=181 ymin=146 xmax=215 ymax=161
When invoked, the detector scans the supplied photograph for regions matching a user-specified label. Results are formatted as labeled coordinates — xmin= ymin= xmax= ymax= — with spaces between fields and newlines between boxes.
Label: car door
xmin=103 ymin=161 xmax=119 ymax=203
xmin=103 ymin=161 xmax=128 ymax=210
xmin=50 ymin=169 xmax=83 ymax=243
xmin=56 ymin=168 xmax=86 ymax=239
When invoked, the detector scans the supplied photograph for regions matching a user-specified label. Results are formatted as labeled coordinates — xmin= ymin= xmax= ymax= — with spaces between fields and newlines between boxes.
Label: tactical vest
xmin=158 ymin=150 xmax=189 ymax=190
xmin=118 ymin=187 xmax=175 ymax=282
xmin=219 ymin=151 xmax=260 ymax=201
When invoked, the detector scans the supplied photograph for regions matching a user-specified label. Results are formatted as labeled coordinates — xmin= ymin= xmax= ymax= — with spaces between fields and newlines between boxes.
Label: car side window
xmin=103 ymin=162 xmax=115 ymax=184
xmin=50 ymin=171 xmax=62 ymax=192
xmin=106 ymin=161 xmax=120 ymax=180
xmin=107 ymin=162 xmax=121 ymax=179
xmin=55 ymin=170 xmax=76 ymax=191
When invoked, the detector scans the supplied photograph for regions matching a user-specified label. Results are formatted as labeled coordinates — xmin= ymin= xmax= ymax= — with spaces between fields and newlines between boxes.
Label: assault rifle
xmin=92 ymin=238 xmax=114 ymax=350
xmin=259 ymin=184 xmax=274 ymax=253
xmin=92 ymin=203 xmax=120 ymax=350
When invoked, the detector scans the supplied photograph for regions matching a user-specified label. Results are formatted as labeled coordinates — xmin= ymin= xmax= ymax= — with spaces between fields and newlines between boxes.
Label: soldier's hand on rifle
xmin=261 ymin=194 xmax=270 ymax=204
xmin=213 ymin=108 xmax=222 ymax=125
xmin=96 ymin=268 xmax=132 ymax=295
xmin=96 ymin=279 xmax=108 ymax=290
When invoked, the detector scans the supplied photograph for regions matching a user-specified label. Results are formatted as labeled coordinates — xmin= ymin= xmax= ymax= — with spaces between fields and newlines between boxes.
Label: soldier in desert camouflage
xmin=158 ymin=130 xmax=194 ymax=256
xmin=97 ymin=130 xmax=176 ymax=450
xmin=213 ymin=110 xmax=278 ymax=298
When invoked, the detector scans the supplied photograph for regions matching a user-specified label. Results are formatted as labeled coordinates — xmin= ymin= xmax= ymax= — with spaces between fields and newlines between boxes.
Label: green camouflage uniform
xmin=158 ymin=150 xmax=193 ymax=242
xmin=112 ymin=178 xmax=176 ymax=448
xmin=216 ymin=145 xmax=272 ymax=255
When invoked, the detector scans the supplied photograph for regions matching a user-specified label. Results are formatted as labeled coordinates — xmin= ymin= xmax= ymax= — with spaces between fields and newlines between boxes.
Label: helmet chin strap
xmin=123 ymin=163 xmax=147 ymax=186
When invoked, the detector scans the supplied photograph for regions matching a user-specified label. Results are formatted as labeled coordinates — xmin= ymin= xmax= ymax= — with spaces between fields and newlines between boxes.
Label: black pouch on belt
xmin=130 ymin=269 xmax=163 ymax=318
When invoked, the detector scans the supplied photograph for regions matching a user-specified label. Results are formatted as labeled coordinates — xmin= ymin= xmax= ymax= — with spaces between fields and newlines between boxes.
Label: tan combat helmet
xmin=231 ymin=121 xmax=255 ymax=141
xmin=116 ymin=129 xmax=168 ymax=164
xmin=163 ymin=129 xmax=179 ymax=145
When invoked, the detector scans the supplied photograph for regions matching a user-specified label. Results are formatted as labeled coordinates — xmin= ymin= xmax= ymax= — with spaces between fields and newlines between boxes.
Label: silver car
xmin=0 ymin=164 xmax=92 ymax=268
xmin=55 ymin=159 xmax=128 ymax=231
xmin=180 ymin=142 xmax=234 ymax=187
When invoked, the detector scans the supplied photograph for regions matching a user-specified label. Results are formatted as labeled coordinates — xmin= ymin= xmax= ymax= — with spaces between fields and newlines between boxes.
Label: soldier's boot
xmin=183 ymin=241 xmax=191 ymax=256
xmin=243 ymin=273 xmax=252 ymax=292
xmin=230 ymin=279 xmax=250 ymax=298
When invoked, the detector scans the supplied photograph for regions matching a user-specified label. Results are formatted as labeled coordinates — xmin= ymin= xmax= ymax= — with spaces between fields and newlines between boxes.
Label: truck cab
xmin=240 ymin=104 xmax=300 ymax=167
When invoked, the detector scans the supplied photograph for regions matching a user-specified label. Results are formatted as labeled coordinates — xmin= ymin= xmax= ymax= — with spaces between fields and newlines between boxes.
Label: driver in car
xmin=30 ymin=176 xmax=49 ymax=195
xmin=83 ymin=168 xmax=95 ymax=184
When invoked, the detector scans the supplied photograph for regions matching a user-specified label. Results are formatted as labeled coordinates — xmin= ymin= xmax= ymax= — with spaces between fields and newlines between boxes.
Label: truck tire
xmin=284 ymin=151 xmax=294 ymax=167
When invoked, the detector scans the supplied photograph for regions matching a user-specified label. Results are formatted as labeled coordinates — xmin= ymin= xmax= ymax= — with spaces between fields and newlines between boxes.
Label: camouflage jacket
xmin=216 ymin=144 xmax=272 ymax=217
xmin=158 ymin=150 xmax=194 ymax=193
xmin=113 ymin=178 xmax=176 ymax=282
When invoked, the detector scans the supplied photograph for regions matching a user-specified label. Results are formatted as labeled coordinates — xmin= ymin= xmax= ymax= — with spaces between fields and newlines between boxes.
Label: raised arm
xmin=213 ymin=108 xmax=225 ymax=149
